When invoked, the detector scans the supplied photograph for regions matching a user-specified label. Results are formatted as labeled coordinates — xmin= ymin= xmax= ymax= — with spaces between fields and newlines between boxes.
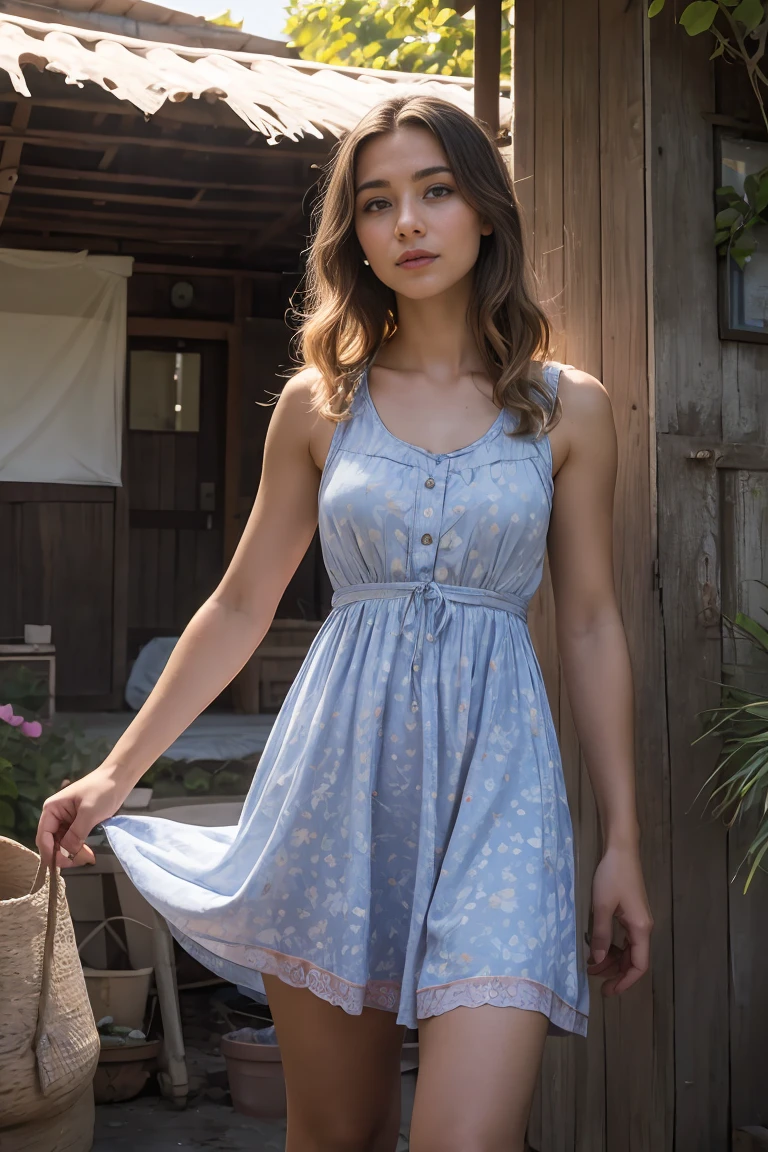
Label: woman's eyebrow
xmin=355 ymin=165 xmax=453 ymax=195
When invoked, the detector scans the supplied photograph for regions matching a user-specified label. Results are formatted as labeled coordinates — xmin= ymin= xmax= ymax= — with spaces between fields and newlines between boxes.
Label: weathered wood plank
xmin=648 ymin=9 xmax=721 ymax=438
xmin=512 ymin=0 xmax=535 ymax=229
xmin=600 ymin=1 xmax=673 ymax=1149
xmin=561 ymin=4 xmax=606 ymax=1146
xmin=721 ymin=467 xmax=768 ymax=1131
xmin=657 ymin=438 xmax=729 ymax=1151
xmin=21 ymin=503 xmax=114 ymax=696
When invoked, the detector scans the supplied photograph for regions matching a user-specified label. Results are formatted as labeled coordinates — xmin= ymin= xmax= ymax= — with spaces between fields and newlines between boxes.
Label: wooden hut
xmin=0 ymin=3 xmax=507 ymax=714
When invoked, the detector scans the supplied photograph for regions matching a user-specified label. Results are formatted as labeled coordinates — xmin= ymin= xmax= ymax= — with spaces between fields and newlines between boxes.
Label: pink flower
xmin=0 ymin=704 xmax=42 ymax=735
xmin=0 ymin=704 xmax=23 ymax=727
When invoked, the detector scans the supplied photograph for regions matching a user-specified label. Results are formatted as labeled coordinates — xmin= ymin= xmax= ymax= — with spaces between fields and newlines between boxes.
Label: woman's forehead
xmin=355 ymin=126 xmax=447 ymax=178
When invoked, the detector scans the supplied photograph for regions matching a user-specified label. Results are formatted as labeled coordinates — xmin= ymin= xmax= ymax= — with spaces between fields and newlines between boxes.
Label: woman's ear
xmin=480 ymin=219 xmax=494 ymax=237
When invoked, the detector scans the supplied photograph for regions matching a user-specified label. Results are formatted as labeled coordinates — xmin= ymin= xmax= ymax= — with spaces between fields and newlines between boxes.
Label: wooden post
xmin=224 ymin=277 xmax=247 ymax=564
xmin=0 ymin=101 xmax=31 ymax=226
xmin=474 ymin=0 xmax=502 ymax=134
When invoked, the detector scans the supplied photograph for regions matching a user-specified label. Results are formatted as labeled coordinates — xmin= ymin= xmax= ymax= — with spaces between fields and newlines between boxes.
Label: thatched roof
xmin=0 ymin=10 xmax=512 ymax=144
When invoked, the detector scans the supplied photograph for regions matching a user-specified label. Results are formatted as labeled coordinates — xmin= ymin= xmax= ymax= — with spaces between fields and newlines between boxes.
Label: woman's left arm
xmin=546 ymin=367 xmax=653 ymax=997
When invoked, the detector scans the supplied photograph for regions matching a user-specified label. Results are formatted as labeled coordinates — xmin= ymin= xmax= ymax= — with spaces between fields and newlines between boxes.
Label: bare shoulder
xmin=274 ymin=364 xmax=323 ymax=418
xmin=557 ymin=367 xmax=616 ymax=459
xmin=271 ymin=364 xmax=337 ymax=472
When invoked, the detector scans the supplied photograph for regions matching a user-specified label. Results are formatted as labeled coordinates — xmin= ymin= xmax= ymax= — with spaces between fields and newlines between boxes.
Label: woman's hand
xmin=36 ymin=766 xmax=129 ymax=869
xmin=587 ymin=844 xmax=653 ymax=996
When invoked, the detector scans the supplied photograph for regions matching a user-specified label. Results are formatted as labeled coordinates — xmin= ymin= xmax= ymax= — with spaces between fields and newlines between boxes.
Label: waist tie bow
xmin=331 ymin=579 xmax=529 ymax=691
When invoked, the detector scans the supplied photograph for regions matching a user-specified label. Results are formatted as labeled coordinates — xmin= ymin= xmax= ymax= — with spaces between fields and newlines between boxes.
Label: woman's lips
xmin=396 ymin=255 xmax=438 ymax=270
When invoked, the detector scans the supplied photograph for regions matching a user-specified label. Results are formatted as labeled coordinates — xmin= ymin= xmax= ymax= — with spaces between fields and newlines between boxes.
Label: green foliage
xmin=648 ymin=1 xmax=768 ymax=266
xmin=694 ymin=587 xmax=768 ymax=892
xmin=283 ymin=0 xmax=512 ymax=79
xmin=714 ymin=171 xmax=768 ymax=267
xmin=0 ymin=716 xmax=113 ymax=846
xmin=139 ymin=757 xmax=250 ymax=799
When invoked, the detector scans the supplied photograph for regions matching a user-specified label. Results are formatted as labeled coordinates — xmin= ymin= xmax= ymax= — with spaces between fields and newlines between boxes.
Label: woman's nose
xmin=395 ymin=204 xmax=425 ymax=237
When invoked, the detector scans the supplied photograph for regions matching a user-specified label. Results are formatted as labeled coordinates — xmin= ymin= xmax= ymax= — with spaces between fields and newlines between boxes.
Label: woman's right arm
xmin=36 ymin=369 xmax=325 ymax=867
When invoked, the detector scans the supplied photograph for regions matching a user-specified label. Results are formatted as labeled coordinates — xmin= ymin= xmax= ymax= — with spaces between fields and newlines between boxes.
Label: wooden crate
xmin=0 ymin=643 xmax=56 ymax=718
xmin=232 ymin=620 xmax=322 ymax=714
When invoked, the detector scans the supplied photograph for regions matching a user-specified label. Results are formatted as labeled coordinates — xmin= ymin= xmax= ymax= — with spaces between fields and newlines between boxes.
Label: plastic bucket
xmin=221 ymin=1034 xmax=287 ymax=1120
xmin=81 ymin=966 xmax=153 ymax=1030
xmin=77 ymin=915 xmax=154 ymax=1029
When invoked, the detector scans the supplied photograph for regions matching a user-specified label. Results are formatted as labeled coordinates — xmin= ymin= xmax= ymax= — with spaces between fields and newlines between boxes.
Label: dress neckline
xmin=361 ymin=368 xmax=506 ymax=460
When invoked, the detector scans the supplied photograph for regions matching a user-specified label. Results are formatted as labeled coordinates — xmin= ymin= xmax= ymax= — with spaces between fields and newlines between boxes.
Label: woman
xmin=38 ymin=95 xmax=653 ymax=1152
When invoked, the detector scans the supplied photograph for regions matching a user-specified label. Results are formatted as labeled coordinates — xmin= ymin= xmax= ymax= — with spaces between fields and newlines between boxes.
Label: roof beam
xmin=8 ymin=204 xmax=275 ymax=231
xmin=4 ymin=215 xmax=249 ymax=245
xmin=0 ymin=126 xmax=329 ymax=161
xmin=18 ymin=164 xmax=301 ymax=197
xmin=0 ymin=101 xmax=31 ymax=226
xmin=14 ymin=183 xmax=300 ymax=212
xmin=473 ymin=0 xmax=502 ymax=136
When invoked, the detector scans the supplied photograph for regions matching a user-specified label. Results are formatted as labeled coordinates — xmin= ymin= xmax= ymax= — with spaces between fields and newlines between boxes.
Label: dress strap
xmin=541 ymin=360 xmax=574 ymax=414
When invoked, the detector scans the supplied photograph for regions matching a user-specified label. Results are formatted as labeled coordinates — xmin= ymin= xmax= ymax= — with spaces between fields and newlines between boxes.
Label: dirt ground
xmin=92 ymin=1075 xmax=415 ymax=1151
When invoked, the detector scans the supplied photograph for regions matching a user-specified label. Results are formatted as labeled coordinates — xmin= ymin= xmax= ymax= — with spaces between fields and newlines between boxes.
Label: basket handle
xmin=31 ymin=839 xmax=60 ymax=1051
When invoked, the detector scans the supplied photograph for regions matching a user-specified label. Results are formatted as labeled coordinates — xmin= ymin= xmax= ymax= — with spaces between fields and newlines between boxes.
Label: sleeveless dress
xmin=104 ymin=360 xmax=589 ymax=1038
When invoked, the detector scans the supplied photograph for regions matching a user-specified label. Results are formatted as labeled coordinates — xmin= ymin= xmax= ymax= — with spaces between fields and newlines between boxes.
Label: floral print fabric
xmin=104 ymin=360 xmax=589 ymax=1037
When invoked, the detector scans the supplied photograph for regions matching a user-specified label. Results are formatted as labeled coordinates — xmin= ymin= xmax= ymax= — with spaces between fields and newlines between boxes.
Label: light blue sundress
xmin=105 ymin=360 xmax=589 ymax=1037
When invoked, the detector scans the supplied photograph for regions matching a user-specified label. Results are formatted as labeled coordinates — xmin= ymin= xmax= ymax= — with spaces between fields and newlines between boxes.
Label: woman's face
xmin=353 ymin=125 xmax=492 ymax=300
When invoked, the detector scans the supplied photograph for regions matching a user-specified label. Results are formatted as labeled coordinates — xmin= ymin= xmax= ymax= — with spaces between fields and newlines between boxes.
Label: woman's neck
xmin=381 ymin=277 xmax=486 ymax=381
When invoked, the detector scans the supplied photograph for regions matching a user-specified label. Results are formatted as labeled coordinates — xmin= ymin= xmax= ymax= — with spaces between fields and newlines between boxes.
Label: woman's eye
xmin=425 ymin=185 xmax=453 ymax=199
xmin=363 ymin=198 xmax=390 ymax=213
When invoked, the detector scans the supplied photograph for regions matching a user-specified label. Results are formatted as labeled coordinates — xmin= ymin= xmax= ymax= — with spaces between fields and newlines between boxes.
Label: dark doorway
xmin=126 ymin=338 xmax=227 ymax=669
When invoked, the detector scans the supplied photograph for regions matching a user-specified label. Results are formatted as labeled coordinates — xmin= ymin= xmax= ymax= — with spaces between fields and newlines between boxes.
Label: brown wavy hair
xmin=293 ymin=94 xmax=557 ymax=438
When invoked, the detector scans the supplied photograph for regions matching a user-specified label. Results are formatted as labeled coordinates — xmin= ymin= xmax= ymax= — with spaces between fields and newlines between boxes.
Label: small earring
xmin=362 ymin=258 xmax=369 ymax=266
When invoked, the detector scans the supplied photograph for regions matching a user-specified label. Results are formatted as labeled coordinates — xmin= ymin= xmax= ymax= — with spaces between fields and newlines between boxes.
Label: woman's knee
xmin=288 ymin=1109 xmax=399 ymax=1152
xmin=410 ymin=1134 xmax=525 ymax=1152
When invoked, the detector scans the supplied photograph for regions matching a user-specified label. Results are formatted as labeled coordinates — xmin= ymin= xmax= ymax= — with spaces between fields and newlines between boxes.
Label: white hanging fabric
xmin=0 ymin=248 xmax=133 ymax=485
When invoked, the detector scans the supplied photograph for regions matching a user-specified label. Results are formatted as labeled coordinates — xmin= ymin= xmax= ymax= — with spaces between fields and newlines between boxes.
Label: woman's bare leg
xmin=262 ymin=974 xmax=406 ymax=1152
xmin=408 ymin=1004 xmax=549 ymax=1152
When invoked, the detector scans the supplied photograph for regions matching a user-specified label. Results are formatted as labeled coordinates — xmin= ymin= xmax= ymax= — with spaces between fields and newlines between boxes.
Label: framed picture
xmin=717 ymin=132 xmax=768 ymax=342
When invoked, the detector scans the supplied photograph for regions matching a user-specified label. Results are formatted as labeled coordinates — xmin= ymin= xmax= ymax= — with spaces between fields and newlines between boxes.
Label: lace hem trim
xmin=417 ymin=975 xmax=587 ymax=1037
xmin=171 ymin=925 xmax=586 ymax=1036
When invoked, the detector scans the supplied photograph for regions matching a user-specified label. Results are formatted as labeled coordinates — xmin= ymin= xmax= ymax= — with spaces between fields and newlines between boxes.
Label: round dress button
xmin=425 ymin=477 xmax=435 ymax=489
xmin=421 ymin=533 xmax=433 ymax=545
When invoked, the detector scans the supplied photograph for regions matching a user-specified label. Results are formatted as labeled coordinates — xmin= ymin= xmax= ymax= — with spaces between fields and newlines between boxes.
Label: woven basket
xmin=0 ymin=836 xmax=100 ymax=1150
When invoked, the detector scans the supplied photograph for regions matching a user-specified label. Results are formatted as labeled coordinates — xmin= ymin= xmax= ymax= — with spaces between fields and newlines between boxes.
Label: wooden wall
xmin=0 ymin=268 xmax=318 ymax=707
xmin=514 ymin=1 xmax=673 ymax=1148
xmin=518 ymin=1 xmax=768 ymax=1147
xmin=649 ymin=12 xmax=768 ymax=1150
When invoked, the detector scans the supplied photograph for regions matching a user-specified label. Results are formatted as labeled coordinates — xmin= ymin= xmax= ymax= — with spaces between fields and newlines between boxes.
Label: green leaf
xmin=735 ymin=611 xmax=768 ymax=651
xmin=714 ymin=229 xmax=731 ymax=244
xmin=0 ymin=776 xmax=19 ymax=799
xmin=0 ymin=799 xmax=15 ymax=828
xmin=732 ymin=0 xmax=764 ymax=31
xmin=755 ymin=175 xmax=768 ymax=214
xmin=648 ymin=0 xmax=665 ymax=13
xmin=183 ymin=766 xmax=211 ymax=793
xmin=716 ymin=206 xmax=743 ymax=228
xmin=709 ymin=40 xmax=726 ymax=57
xmin=680 ymin=1 xmax=719 ymax=33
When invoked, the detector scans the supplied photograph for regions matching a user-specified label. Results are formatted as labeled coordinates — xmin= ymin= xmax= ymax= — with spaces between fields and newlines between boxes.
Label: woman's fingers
xmin=601 ymin=919 xmax=652 ymax=996
xmin=587 ymin=940 xmax=622 ymax=978
xmin=588 ymin=900 xmax=614 ymax=966
xmin=55 ymin=841 xmax=96 ymax=869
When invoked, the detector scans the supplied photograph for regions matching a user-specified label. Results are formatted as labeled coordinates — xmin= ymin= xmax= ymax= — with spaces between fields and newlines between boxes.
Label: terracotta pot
xmin=221 ymin=1035 xmax=287 ymax=1120
xmin=93 ymin=1040 xmax=161 ymax=1105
